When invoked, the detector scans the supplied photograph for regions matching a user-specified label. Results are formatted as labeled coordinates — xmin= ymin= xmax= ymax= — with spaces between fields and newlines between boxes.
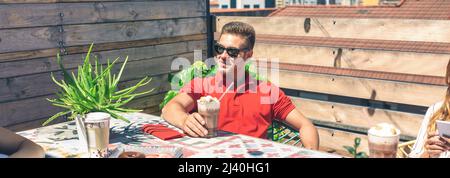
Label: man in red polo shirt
xmin=162 ymin=22 xmax=319 ymax=150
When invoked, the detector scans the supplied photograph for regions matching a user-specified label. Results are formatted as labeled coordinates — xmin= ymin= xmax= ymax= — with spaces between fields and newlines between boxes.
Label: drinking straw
xmin=218 ymin=82 xmax=234 ymax=101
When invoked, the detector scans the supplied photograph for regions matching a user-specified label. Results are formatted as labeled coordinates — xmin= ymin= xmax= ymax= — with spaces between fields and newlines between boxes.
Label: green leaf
xmin=159 ymin=90 xmax=179 ymax=109
xmin=356 ymin=152 xmax=369 ymax=158
xmin=205 ymin=65 xmax=217 ymax=76
xmin=245 ymin=62 xmax=267 ymax=81
xmin=107 ymin=110 xmax=130 ymax=123
xmin=113 ymin=56 xmax=128 ymax=87
xmin=354 ymin=137 xmax=361 ymax=148
xmin=56 ymin=53 xmax=75 ymax=86
xmin=43 ymin=110 xmax=71 ymax=126
xmin=47 ymin=43 xmax=152 ymax=125
xmin=110 ymin=107 xmax=142 ymax=113
xmin=343 ymin=146 xmax=356 ymax=156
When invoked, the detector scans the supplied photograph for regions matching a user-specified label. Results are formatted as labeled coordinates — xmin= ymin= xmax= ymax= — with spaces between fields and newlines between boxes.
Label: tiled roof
xmin=256 ymin=61 xmax=446 ymax=86
xmin=257 ymin=34 xmax=450 ymax=54
xmin=269 ymin=0 xmax=450 ymax=20
xmin=210 ymin=0 xmax=219 ymax=6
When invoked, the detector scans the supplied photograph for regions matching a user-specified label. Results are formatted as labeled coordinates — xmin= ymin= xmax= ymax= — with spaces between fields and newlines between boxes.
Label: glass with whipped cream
xmin=197 ymin=96 xmax=220 ymax=138
xmin=368 ymin=123 xmax=401 ymax=158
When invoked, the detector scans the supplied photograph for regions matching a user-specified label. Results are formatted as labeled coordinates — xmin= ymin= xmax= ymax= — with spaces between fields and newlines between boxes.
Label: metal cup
xmin=83 ymin=112 xmax=110 ymax=158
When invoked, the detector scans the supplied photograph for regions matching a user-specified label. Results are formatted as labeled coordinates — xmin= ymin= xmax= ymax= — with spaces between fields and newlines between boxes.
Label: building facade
xmin=217 ymin=0 xmax=381 ymax=8
xmin=218 ymin=0 xmax=276 ymax=8
xmin=210 ymin=0 xmax=220 ymax=8
xmin=284 ymin=0 xmax=340 ymax=5
xmin=341 ymin=0 xmax=382 ymax=5
xmin=278 ymin=0 xmax=383 ymax=6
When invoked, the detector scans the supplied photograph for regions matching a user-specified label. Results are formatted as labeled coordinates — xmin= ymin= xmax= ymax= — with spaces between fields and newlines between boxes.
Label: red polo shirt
xmin=179 ymin=73 xmax=296 ymax=138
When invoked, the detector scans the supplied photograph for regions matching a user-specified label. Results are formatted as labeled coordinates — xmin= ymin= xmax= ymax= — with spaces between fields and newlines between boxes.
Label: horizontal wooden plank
xmin=0 ymin=0 xmax=195 ymax=3
xmin=274 ymin=63 xmax=445 ymax=86
xmin=216 ymin=16 xmax=450 ymax=43
xmin=5 ymin=93 xmax=166 ymax=132
xmin=0 ymin=39 xmax=206 ymax=78
xmin=272 ymin=70 xmax=447 ymax=107
xmin=0 ymin=33 xmax=206 ymax=63
xmin=118 ymin=75 xmax=170 ymax=99
xmin=148 ymin=111 xmax=162 ymax=117
xmin=141 ymin=105 xmax=161 ymax=116
xmin=0 ymin=17 xmax=206 ymax=53
xmin=6 ymin=115 xmax=66 ymax=132
xmin=0 ymin=52 xmax=197 ymax=103
xmin=317 ymin=126 xmax=369 ymax=157
xmin=253 ymin=43 xmax=450 ymax=77
xmin=125 ymin=92 xmax=166 ymax=111
xmin=0 ymin=0 xmax=205 ymax=29
xmin=0 ymin=77 xmax=169 ymax=128
xmin=293 ymin=97 xmax=423 ymax=137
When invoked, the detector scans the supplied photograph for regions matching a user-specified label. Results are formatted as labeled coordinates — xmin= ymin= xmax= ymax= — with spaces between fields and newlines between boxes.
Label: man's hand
xmin=425 ymin=131 xmax=448 ymax=158
xmin=182 ymin=113 xmax=208 ymax=137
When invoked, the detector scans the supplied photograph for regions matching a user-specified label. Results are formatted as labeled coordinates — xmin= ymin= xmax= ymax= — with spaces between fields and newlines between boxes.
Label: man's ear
xmin=244 ymin=50 xmax=253 ymax=60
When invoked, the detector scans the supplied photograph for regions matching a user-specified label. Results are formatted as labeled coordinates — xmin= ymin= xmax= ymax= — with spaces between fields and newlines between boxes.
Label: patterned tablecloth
xmin=17 ymin=113 xmax=341 ymax=158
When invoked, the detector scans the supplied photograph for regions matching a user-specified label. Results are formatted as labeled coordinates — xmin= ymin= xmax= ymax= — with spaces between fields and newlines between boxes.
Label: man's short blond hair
xmin=220 ymin=21 xmax=256 ymax=50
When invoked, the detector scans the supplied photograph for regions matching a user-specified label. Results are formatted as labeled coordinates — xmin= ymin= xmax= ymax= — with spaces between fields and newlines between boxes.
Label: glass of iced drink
xmin=368 ymin=123 xmax=400 ymax=158
xmin=84 ymin=112 xmax=111 ymax=158
xmin=197 ymin=96 xmax=220 ymax=138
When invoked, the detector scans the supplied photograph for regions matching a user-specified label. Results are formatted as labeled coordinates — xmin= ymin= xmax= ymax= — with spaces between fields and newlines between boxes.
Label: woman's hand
xmin=425 ymin=131 xmax=448 ymax=158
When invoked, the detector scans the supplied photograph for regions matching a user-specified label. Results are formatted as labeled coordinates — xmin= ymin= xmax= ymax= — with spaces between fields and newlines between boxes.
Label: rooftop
xmin=270 ymin=0 xmax=450 ymax=20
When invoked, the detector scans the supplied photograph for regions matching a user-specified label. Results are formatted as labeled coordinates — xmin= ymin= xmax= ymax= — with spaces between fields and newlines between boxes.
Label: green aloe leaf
xmin=42 ymin=110 xmax=71 ymax=126
xmin=45 ymin=43 xmax=152 ymax=126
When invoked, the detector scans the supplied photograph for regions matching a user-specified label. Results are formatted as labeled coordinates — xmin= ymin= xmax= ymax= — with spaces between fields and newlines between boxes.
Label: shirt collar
xmin=214 ymin=71 xmax=258 ymax=93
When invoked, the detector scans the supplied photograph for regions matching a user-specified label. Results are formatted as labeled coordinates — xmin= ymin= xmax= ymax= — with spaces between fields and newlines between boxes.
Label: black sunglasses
xmin=214 ymin=43 xmax=249 ymax=58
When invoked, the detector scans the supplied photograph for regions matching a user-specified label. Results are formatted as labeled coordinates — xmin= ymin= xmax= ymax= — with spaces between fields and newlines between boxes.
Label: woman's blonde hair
xmin=427 ymin=59 xmax=450 ymax=133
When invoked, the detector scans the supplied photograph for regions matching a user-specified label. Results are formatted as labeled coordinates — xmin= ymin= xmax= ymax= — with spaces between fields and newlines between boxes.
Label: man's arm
xmin=0 ymin=127 xmax=45 ymax=158
xmin=284 ymin=109 xmax=319 ymax=150
xmin=161 ymin=93 xmax=194 ymax=128
xmin=161 ymin=93 xmax=208 ymax=137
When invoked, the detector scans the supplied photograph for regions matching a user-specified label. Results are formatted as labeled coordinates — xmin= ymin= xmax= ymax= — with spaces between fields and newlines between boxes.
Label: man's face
xmin=215 ymin=34 xmax=253 ymax=74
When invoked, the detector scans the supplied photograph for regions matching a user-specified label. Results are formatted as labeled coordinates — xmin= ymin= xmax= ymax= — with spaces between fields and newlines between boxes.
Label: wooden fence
xmin=0 ymin=0 xmax=208 ymax=131
xmin=216 ymin=16 xmax=450 ymax=155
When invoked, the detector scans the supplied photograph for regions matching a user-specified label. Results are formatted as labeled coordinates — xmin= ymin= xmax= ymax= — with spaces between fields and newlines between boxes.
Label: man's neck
xmin=221 ymin=70 xmax=250 ymax=89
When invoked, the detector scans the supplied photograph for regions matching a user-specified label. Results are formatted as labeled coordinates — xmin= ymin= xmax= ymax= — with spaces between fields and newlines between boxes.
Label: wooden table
xmin=17 ymin=113 xmax=342 ymax=158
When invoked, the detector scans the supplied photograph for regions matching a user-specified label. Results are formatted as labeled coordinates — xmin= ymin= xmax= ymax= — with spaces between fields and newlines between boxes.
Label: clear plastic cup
xmin=368 ymin=123 xmax=400 ymax=158
xmin=197 ymin=97 xmax=220 ymax=138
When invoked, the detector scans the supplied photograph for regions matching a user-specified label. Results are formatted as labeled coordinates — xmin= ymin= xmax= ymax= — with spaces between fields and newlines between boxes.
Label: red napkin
xmin=142 ymin=124 xmax=185 ymax=140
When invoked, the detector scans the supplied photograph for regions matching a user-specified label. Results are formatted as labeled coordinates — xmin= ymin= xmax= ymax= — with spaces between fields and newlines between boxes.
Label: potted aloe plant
xmin=44 ymin=44 xmax=153 ymax=153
